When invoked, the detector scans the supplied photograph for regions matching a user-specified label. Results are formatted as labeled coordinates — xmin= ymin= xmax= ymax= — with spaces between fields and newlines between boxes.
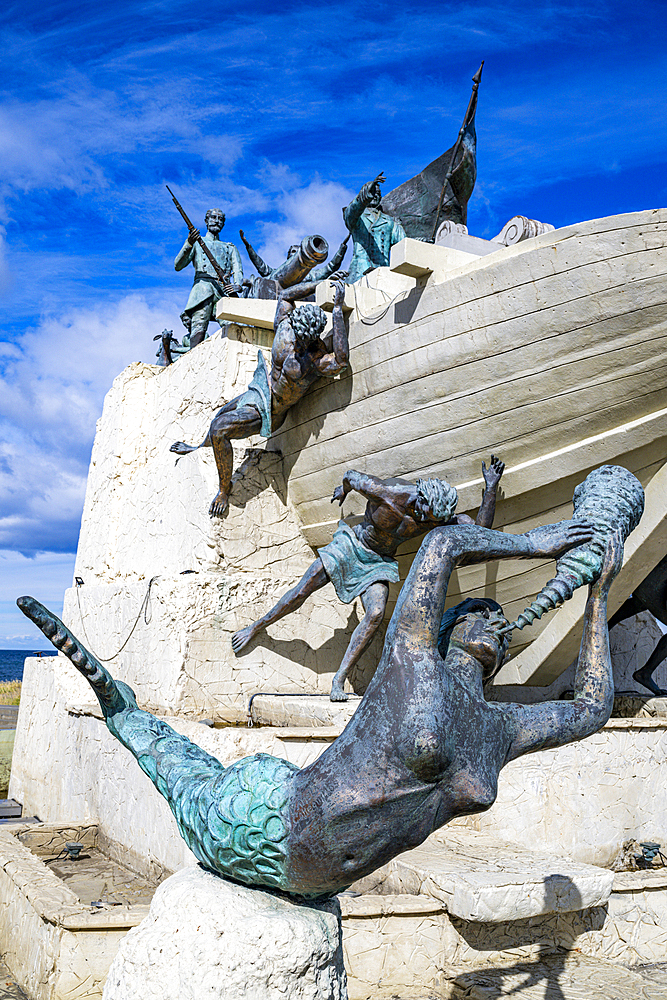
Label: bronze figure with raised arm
xmin=232 ymin=456 xmax=505 ymax=700
xmin=19 ymin=514 xmax=621 ymax=901
xmin=170 ymin=277 xmax=349 ymax=517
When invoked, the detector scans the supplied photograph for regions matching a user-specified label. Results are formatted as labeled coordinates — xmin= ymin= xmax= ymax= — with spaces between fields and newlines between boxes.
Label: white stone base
xmin=103 ymin=866 xmax=347 ymax=1000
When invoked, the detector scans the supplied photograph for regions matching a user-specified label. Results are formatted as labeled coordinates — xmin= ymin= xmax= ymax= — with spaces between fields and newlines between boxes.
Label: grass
xmin=0 ymin=681 xmax=21 ymax=706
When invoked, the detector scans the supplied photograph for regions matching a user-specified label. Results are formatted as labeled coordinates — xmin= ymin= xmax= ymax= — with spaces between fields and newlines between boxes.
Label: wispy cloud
xmin=0 ymin=294 xmax=182 ymax=554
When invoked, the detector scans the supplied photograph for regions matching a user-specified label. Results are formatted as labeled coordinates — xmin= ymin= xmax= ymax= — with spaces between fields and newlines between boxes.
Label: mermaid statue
xmin=19 ymin=514 xmax=623 ymax=900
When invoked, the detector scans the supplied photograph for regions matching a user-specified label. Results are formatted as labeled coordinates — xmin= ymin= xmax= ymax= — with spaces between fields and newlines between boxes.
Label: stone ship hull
xmin=269 ymin=209 xmax=667 ymax=682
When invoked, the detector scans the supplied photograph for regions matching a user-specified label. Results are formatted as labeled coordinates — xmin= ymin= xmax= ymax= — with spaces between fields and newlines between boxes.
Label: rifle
xmin=166 ymin=185 xmax=238 ymax=296
xmin=430 ymin=61 xmax=484 ymax=243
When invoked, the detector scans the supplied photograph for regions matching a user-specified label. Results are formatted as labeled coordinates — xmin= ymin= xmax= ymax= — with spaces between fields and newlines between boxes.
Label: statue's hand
xmin=331 ymin=277 xmax=348 ymax=305
xmin=331 ymin=485 xmax=347 ymax=506
xmin=372 ymin=171 xmax=386 ymax=186
xmin=482 ymin=454 xmax=505 ymax=489
xmin=187 ymin=227 xmax=200 ymax=247
xmin=592 ymin=530 xmax=623 ymax=597
xmin=222 ymin=282 xmax=241 ymax=295
xmin=525 ymin=518 xmax=594 ymax=559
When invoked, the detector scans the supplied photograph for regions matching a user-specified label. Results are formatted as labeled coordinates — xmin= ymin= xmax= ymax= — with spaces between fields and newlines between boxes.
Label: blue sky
xmin=0 ymin=0 xmax=666 ymax=646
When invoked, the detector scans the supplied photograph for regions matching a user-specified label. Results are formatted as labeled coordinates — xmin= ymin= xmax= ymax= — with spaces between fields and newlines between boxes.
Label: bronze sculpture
xmin=500 ymin=466 xmax=644 ymax=634
xmin=232 ymin=457 xmax=505 ymax=701
xmin=239 ymin=231 xmax=349 ymax=297
xmin=608 ymin=553 xmax=667 ymax=697
xmin=174 ymin=206 xmax=243 ymax=349
xmin=19 ymin=514 xmax=618 ymax=900
xmin=381 ymin=63 xmax=482 ymax=242
xmin=170 ymin=277 xmax=349 ymax=517
xmin=343 ymin=172 xmax=407 ymax=283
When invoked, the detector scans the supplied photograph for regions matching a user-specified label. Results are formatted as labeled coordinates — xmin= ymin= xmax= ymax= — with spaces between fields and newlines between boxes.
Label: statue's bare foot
xmin=329 ymin=684 xmax=349 ymax=702
xmin=633 ymin=666 xmax=667 ymax=698
xmin=170 ymin=441 xmax=196 ymax=455
xmin=231 ymin=623 xmax=261 ymax=655
xmin=209 ymin=492 xmax=229 ymax=518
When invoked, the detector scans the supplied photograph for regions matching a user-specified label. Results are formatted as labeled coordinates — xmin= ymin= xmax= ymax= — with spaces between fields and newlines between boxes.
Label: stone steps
xmin=360 ymin=828 xmax=614 ymax=922
xmin=451 ymin=952 xmax=667 ymax=998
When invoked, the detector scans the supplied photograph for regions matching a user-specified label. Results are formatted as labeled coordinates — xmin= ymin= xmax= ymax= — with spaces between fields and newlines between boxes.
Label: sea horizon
xmin=0 ymin=649 xmax=57 ymax=683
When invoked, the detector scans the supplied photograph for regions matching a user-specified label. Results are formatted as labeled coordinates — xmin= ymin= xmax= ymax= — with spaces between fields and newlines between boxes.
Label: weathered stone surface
xmin=378 ymin=829 xmax=613 ymax=921
xmin=451 ymin=719 xmax=667 ymax=867
xmin=452 ymin=952 xmax=667 ymax=998
xmin=249 ymin=693 xmax=361 ymax=727
xmin=103 ymin=866 xmax=347 ymax=1000
xmin=0 ymin=827 xmax=139 ymax=1000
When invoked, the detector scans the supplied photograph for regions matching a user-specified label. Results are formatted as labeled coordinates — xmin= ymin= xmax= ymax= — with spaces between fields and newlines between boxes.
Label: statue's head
xmin=205 ymin=209 xmax=225 ymax=234
xmin=368 ymin=183 xmax=383 ymax=209
xmin=291 ymin=303 xmax=328 ymax=344
xmin=412 ymin=477 xmax=458 ymax=524
xmin=438 ymin=597 xmax=511 ymax=679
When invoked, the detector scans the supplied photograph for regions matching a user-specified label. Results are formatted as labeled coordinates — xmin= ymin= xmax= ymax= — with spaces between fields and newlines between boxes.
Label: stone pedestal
xmin=103 ymin=866 xmax=347 ymax=1000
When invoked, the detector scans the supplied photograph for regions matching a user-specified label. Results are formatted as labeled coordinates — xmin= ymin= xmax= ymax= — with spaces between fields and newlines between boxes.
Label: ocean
xmin=0 ymin=650 xmax=57 ymax=683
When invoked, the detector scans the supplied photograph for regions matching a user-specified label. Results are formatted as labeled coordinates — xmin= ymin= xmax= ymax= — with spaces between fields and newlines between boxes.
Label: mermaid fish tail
xmin=502 ymin=466 xmax=644 ymax=633
xmin=16 ymin=597 xmax=301 ymax=894
xmin=16 ymin=596 xmax=132 ymax=717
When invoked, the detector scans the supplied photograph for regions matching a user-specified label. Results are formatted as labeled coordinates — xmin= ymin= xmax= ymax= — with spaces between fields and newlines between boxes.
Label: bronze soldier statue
xmin=232 ymin=456 xmax=505 ymax=700
xmin=170 ymin=277 xmax=349 ymax=517
xmin=174 ymin=207 xmax=243 ymax=348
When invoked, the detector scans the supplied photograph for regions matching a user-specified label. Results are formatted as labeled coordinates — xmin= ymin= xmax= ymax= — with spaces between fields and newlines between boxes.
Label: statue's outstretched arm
xmin=312 ymin=236 xmax=350 ymax=280
xmin=316 ymin=278 xmax=349 ymax=375
xmin=239 ymin=230 xmax=271 ymax=277
xmin=343 ymin=173 xmax=385 ymax=230
xmin=331 ymin=470 xmax=411 ymax=508
xmin=475 ymin=455 xmax=505 ymax=528
xmin=386 ymin=520 xmax=595 ymax=653
xmin=505 ymin=532 xmax=622 ymax=758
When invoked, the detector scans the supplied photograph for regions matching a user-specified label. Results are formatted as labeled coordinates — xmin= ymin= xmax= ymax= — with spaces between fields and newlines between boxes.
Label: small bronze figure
xmin=343 ymin=172 xmax=407 ymax=283
xmin=170 ymin=277 xmax=349 ymax=517
xmin=232 ymin=457 xmax=505 ymax=700
xmin=174 ymin=206 xmax=243 ymax=349
xmin=21 ymin=514 xmax=617 ymax=900
xmin=608 ymin=554 xmax=667 ymax=697
xmin=154 ymin=329 xmax=190 ymax=366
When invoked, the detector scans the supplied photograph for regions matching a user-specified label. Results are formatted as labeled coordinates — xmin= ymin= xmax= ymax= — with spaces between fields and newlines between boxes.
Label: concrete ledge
xmin=249 ymin=693 xmax=361 ymax=728
xmin=389 ymin=237 xmax=478 ymax=280
xmin=381 ymin=829 xmax=614 ymax=922
xmin=0 ymin=824 xmax=158 ymax=1000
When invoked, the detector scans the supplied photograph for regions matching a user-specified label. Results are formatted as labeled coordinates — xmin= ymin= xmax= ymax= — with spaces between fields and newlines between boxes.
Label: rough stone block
xmin=103 ymin=866 xmax=347 ymax=1000
xmin=383 ymin=830 xmax=613 ymax=922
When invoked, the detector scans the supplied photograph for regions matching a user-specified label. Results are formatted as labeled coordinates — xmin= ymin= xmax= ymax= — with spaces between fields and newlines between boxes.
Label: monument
xmin=232 ymin=456 xmax=505 ymax=701
xmin=5 ymin=60 xmax=667 ymax=1000
xmin=18 ymin=509 xmax=625 ymax=899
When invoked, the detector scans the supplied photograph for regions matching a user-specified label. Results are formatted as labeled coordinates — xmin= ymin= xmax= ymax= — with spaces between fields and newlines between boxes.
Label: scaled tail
xmin=16 ymin=596 xmax=133 ymax=717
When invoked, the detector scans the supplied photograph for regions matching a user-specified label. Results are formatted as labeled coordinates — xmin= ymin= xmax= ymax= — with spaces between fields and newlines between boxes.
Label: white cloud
xmin=0 ymin=293 xmax=183 ymax=554
xmin=251 ymin=176 xmax=354 ymax=274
